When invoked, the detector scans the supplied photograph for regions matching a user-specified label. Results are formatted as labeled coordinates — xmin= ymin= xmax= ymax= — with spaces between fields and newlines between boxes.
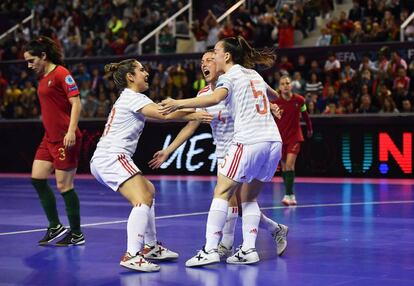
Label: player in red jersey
xmin=271 ymin=75 xmax=313 ymax=206
xmin=23 ymin=36 xmax=85 ymax=246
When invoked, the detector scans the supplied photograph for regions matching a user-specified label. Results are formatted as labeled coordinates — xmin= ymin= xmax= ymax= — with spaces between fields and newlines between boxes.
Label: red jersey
xmin=271 ymin=94 xmax=305 ymax=144
xmin=37 ymin=65 xmax=81 ymax=142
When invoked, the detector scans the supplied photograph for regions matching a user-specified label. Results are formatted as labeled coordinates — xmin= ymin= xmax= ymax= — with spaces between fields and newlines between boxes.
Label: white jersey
xmin=197 ymin=84 xmax=234 ymax=159
xmin=216 ymin=64 xmax=282 ymax=144
xmin=93 ymin=88 xmax=153 ymax=157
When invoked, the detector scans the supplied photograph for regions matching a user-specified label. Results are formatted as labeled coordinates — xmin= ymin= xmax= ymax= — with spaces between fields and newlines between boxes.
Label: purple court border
xmin=1 ymin=173 xmax=413 ymax=185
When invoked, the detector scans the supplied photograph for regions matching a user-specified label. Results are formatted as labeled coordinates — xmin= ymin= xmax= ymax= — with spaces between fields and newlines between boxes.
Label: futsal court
xmin=1 ymin=174 xmax=413 ymax=286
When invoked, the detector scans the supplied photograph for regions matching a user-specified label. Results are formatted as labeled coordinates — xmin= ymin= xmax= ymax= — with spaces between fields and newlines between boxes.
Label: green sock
xmin=283 ymin=171 xmax=295 ymax=196
xmin=62 ymin=189 xmax=82 ymax=235
xmin=31 ymin=178 xmax=60 ymax=228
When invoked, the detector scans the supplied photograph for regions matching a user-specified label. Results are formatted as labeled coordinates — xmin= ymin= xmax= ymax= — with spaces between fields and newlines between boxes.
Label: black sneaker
xmin=55 ymin=231 xmax=85 ymax=246
xmin=38 ymin=224 xmax=68 ymax=245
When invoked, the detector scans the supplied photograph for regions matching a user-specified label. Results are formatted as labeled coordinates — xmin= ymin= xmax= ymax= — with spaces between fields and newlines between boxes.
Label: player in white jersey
xmin=150 ymin=50 xmax=288 ymax=260
xmin=90 ymin=59 xmax=212 ymax=272
xmin=159 ymin=37 xmax=288 ymax=266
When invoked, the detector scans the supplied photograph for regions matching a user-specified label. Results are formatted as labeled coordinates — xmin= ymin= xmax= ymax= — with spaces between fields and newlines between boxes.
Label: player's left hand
xmin=194 ymin=110 xmax=213 ymax=123
xmin=148 ymin=150 xmax=169 ymax=169
xmin=63 ymin=131 xmax=76 ymax=148
xmin=159 ymin=98 xmax=179 ymax=115
xmin=270 ymin=103 xmax=282 ymax=119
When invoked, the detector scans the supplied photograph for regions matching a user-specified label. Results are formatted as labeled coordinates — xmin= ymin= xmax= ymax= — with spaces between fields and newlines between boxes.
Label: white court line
xmin=1 ymin=200 xmax=414 ymax=236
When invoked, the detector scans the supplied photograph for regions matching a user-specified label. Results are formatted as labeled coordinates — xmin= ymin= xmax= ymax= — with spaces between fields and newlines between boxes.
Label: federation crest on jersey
xmin=65 ymin=75 xmax=76 ymax=85
xmin=47 ymin=80 xmax=53 ymax=87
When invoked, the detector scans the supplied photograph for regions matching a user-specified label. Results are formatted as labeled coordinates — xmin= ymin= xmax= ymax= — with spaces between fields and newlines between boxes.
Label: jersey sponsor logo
xmin=48 ymin=80 xmax=53 ymax=87
xmin=65 ymin=75 xmax=76 ymax=85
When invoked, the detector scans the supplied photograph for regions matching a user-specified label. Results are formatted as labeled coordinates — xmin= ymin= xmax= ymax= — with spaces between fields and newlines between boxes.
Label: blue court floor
xmin=1 ymin=175 xmax=414 ymax=286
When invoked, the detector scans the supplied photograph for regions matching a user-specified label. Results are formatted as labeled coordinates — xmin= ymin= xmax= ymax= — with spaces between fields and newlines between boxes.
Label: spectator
xmin=349 ymin=1 xmax=363 ymax=22
xmin=123 ymin=35 xmax=139 ymax=55
xmin=277 ymin=18 xmax=294 ymax=48
xmin=393 ymin=67 xmax=410 ymax=93
xmin=305 ymin=72 xmax=323 ymax=98
xmin=204 ymin=10 xmax=220 ymax=49
xmin=0 ymin=71 xmax=8 ymax=102
xmin=277 ymin=56 xmax=294 ymax=74
xmin=306 ymin=100 xmax=320 ymax=115
xmin=379 ymin=96 xmax=399 ymax=113
xmin=357 ymin=94 xmax=378 ymax=113
xmin=82 ymin=91 xmax=99 ymax=118
xmin=159 ymin=26 xmax=176 ymax=54
xmin=291 ymin=72 xmax=306 ymax=95
xmin=296 ymin=55 xmax=309 ymax=79
xmin=400 ymin=99 xmax=413 ymax=112
xmin=316 ymin=28 xmax=331 ymax=46
xmin=191 ymin=20 xmax=208 ymax=53
xmin=324 ymin=52 xmax=341 ymax=81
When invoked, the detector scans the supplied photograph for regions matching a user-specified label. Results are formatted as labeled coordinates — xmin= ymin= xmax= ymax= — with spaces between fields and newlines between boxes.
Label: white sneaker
xmin=282 ymin=195 xmax=297 ymax=206
xmin=142 ymin=241 xmax=179 ymax=260
xmin=185 ymin=247 xmax=220 ymax=267
xmin=226 ymin=247 xmax=260 ymax=265
xmin=290 ymin=195 xmax=297 ymax=205
xmin=120 ymin=252 xmax=160 ymax=272
xmin=272 ymin=223 xmax=288 ymax=256
xmin=218 ymin=242 xmax=233 ymax=258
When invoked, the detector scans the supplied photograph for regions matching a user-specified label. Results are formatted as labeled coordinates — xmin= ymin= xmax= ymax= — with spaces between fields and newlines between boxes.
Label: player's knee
xmin=146 ymin=181 xmax=156 ymax=196
xmin=56 ymin=181 xmax=73 ymax=193
xmin=31 ymin=178 xmax=47 ymax=189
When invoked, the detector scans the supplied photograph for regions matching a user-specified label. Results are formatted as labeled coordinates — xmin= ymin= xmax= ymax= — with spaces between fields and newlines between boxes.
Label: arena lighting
xmin=342 ymin=132 xmax=413 ymax=175
xmin=379 ymin=132 xmax=412 ymax=174
xmin=342 ymin=133 xmax=373 ymax=173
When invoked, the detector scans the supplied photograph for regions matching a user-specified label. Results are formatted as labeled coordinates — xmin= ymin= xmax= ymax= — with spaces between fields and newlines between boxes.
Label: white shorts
xmin=90 ymin=153 xmax=141 ymax=192
xmin=217 ymin=158 xmax=224 ymax=176
xmin=218 ymin=142 xmax=282 ymax=183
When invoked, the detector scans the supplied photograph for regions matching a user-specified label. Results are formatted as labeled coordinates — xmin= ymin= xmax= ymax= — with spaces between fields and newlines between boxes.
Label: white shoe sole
xmin=120 ymin=261 xmax=160 ymax=272
xmin=185 ymin=257 xmax=220 ymax=267
xmin=226 ymin=257 xmax=260 ymax=265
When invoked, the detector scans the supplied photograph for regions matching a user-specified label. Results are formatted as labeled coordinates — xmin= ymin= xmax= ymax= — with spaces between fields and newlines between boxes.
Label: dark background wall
xmin=1 ymin=114 xmax=413 ymax=178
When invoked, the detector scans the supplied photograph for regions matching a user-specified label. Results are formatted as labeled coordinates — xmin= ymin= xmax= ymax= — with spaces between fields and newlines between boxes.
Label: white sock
xmin=221 ymin=206 xmax=238 ymax=249
xmin=144 ymin=199 xmax=157 ymax=247
xmin=241 ymin=202 xmax=261 ymax=250
xmin=259 ymin=212 xmax=280 ymax=234
xmin=127 ymin=204 xmax=150 ymax=255
xmin=205 ymin=198 xmax=228 ymax=251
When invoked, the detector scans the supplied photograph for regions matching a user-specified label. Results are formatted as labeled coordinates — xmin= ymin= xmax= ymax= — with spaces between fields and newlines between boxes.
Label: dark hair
xmin=104 ymin=59 xmax=138 ymax=90
xmin=203 ymin=49 xmax=215 ymax=55
xmin=24 ymin=36 xmax=64 ymax=66
xmin=220 ymin=36 xmax=276 ymax=69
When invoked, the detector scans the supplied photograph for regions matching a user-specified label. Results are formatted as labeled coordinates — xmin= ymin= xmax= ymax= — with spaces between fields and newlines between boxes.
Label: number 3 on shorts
xmin=58 ymin=147 xmax=66 ymax=161
xmin=250 ymin=80 xmax=268 ymax=115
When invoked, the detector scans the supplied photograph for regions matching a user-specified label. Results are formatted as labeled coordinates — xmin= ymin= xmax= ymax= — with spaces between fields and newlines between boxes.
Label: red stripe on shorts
xmin=118 ymin=155 xmax=137 ymax=175
xmin=227 ymin=144 xmax=243 ymax=179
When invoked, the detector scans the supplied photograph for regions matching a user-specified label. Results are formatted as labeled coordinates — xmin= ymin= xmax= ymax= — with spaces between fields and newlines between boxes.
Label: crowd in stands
xmin=1 ymin=45 xmax=413 ymax=120
xmin=316 ymin=0 xmax=414 ymax=46
xmin=1 ymin=0 xmax=413 ymax=59
xmin=0 ymin=0 xmax=188 ymax=60
xmin=0 ymin=0 xmax=305 ymax=60
xmin=0 ymin=0 xmax=414 ymax=119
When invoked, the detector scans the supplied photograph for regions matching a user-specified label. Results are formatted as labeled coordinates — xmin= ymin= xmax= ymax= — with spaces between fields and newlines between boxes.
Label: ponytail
xmin=221 ymin=36 xmax=276 ymax=69
xmin=104 ymin=59 xmax=138 ymax=91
